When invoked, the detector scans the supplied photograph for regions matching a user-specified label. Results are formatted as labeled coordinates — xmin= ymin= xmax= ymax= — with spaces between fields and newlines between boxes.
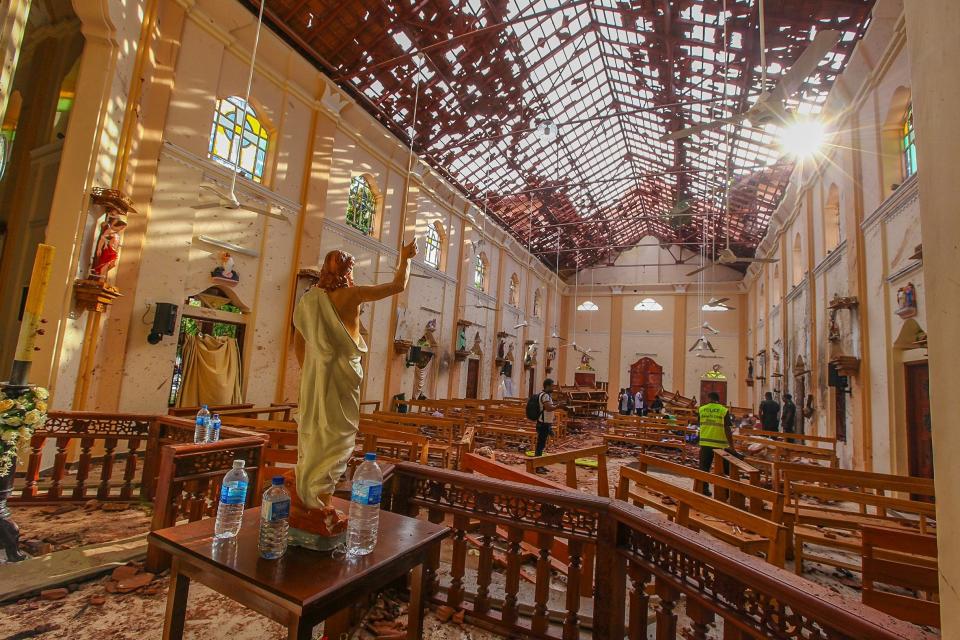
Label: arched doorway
xmin=629 ymin=357 xmax=663 ymax=404
xmin=699 ymin=365 xmax=727 ymax=405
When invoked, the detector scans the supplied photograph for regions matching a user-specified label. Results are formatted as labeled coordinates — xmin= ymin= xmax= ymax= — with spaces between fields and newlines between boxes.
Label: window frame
xmin=208 ymin=96 xmax=270 ymax=184
xmin=474 ymin=253 xmax=488 ymax=291
xmin=901 ymin=104 xmax=917 ymax=180
xmin=345 ymin=174 xmax=378 ymax=236
xmin=424 ymin=222 xmax=442 ymax=269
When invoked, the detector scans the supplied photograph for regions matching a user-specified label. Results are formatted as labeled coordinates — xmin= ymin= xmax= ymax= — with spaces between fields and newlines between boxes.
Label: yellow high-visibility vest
xmin=698 ymin=403 xmax=729 ymax=448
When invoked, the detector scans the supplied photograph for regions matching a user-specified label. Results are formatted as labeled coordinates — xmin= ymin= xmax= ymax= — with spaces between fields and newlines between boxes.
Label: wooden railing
xmin=388 ymin=463 xmax=935 ymax=640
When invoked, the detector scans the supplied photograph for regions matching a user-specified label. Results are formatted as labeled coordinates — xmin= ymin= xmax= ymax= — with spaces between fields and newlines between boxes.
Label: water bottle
xmin=346 ymin=453 xmax=383 ymax=556
xmin=194 ymin=405 xmax=211 ymax=443
xmin=207 ymin=414 xmax=222 ymax=442
xmin=259 ymin=476 xmax=290 ymax=559
xmin=214 ymin=460 xmax=248 ymax=539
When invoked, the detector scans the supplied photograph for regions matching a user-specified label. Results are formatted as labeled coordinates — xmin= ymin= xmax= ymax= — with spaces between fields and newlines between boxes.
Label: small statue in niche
xmin=577 ymin=349 xmax=595 ymax=371
xmin=90 ymin=212 xmax=128 ymax=279
xmin=545 ymin=346 xmax=556 ymax=372
xmin=471 ymin=331 xmax=483 ymax=357
xmin=895 ymin=282 xmax=918 ymax=318
xmin=524 ymin=343 xmax=538 ymax=368
xmin=772 ymin=350 xmax=781 ymax=377
xmin=828 ymin=308 xmax=841 ymax=343
xmin=497 ymin=338 xmax=506 ymax=361
xmin=746 ymin=358 xmax=754 ymax=381
xmin=419 ymin=318 xmax=438 ymax=347
xmin=211 ymin=251 xmax=240 ymax=282
xmin=456 ymin=325 xmax=467 ymax=352
xmin=88 ymin=187 xmax=134 ymax=282
xmin=505 ymin=343 xmax=515 ymax=363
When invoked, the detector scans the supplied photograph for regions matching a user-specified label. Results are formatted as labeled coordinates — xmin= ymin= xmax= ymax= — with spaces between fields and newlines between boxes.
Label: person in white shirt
xmin=634 ymin=390 xmax=647 ymax=416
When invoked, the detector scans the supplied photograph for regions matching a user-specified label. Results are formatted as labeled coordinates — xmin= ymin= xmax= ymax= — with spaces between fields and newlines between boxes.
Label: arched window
xmin=772 ymin=264 xmax=781 ymax=302
xmin=208 ymin=96 xmax=270 ymax=183
xmin=901 ymin=104 xmax=917 ymax=179
xmin=792 ymin=233 xmax=803 ymax=286
xmin=532 ymin=289 xmax=543 ymax=318
xmin=424 ymin=222 xmax=442 ymax=269
xmin=508 ymin=273 xmax=520 ymax=307
xmin=577 ymin=300 xmax=599 ymax=311
xmin=633 ymin=298 xmax=663 ymax=311
xmin=824 ymin=184 xmax=841 ymax=251
xmin=474 ymin=252 xmax=488 ymax=291
xmin=346 ymin=175 xmax=377 ymax=235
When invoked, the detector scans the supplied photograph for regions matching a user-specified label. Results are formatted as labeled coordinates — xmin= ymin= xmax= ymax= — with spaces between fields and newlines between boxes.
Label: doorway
xmin=465 ymin=358 xmax=480 ymax=399
xmin=699 ymin=380 xmax=728 ymax=405
xmin=527 ymin=367 xmax=535 ymax=397
xmin=629 ymin=357 xmax=663 ymax=404
xmin=905 ymin=361 xmax=933 ymax=479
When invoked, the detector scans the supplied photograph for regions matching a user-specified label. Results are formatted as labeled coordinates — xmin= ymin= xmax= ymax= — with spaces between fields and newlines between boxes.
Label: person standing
xmin=634 ymin=389 xmax=647 ymax=416
xmin=696 ymin=391 xmax=738 ymax=496
xmin=534 ymin=379 xmax=564 ymax=472
xmin=781 ymin=393 xmax=797 ymax=434
xmin=650 ymin=395 xmax=664 ymax=414
xmin=618 ymin=388 xmax=630 ymax=415
xmin=758 ymin=391 xmax=781 ymax=432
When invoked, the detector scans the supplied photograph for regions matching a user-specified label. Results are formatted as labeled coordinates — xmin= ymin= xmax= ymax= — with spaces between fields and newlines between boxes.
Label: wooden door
xmin=699 ymin=380 xmax=727 ymax=405
xmin=527 ymin=368 xmax=536 ymax=397
xmin=629 ymin=357 xmax=663 ymax=404
xmin=465 ymin=359 xmax=480 ymax=399
xmin=905 ymin=361 xmax=933 ymax=479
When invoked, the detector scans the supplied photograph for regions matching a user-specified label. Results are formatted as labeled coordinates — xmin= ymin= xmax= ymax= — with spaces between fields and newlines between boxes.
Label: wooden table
xmin=149 ymin=498 xmax=448 ymax=640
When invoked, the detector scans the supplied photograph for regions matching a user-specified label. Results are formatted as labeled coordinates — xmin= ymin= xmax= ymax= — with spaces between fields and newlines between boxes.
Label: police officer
xmin=696 ymin=391 xmax=739 ymax=496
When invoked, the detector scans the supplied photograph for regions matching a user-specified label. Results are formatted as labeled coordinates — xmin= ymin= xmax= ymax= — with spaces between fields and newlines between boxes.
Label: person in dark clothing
xmin=758 ymin=392 xmax=780 ymax=432
xmin=650 ymin=395 xmax=664 ymax=413
xmin=780 ymin=394 xmax=798 ymax=433
xmin=696 ymin=392 xmax=741 ymax=496
xmin=534 ymin=379 xmax=565 ymax=472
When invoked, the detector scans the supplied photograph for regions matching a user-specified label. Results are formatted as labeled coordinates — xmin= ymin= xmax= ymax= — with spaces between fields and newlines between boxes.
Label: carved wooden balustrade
xmin=388 ymin=464 xmax=936 ymax=640
xmin=144 ymin=434 xmax=267 ymax=571
xmin=13 ymin=411 xmax=156 ymax=503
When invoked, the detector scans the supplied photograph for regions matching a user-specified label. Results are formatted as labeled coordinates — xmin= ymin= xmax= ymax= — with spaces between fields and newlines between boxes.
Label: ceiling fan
xmin=691 ymin=321 xmax=720 ymax=336
xmin=688 ymin=335 xmax=716 ymax=353
xmin=194 ymin=183 xmax=283 ymax=220
xmin=661 ymin=28 xmax=841 ymax=142
xmin=686 ymin=246 xmax=778 ymax=276
xmin=705 ymin=296 xmax=736 ymax=310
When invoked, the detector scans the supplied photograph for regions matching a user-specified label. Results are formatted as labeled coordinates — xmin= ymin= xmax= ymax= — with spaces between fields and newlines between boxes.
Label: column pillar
xmin=672 ymin=286 xmax=687 ymax=396
xmin=607 ymin=291 xmax=623 ymax=412
xmin=903 ymin=3 xmax=960 ymax=633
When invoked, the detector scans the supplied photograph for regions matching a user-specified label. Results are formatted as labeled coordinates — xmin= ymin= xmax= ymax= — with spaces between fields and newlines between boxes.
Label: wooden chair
xmin=862 ymin=525 xmax=939 ymax=628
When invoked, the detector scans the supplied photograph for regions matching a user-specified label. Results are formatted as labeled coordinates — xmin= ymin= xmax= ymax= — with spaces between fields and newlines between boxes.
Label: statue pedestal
xmin=283 ymin=471 xmax=348 ymax=551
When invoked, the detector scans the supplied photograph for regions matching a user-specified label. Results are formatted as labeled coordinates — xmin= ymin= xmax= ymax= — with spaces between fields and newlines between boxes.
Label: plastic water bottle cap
xmin=364 ymin=452 xmax=377 ymax=461
xmin=213 ymin=414 xmax=220 ymax=419
xmin=272 ymin=476 xmax=284 ymax=485
xmin=202 ymin=405 xmax=208 ymax=409
xmin=232 ymin=459 xmax=245 ymax=468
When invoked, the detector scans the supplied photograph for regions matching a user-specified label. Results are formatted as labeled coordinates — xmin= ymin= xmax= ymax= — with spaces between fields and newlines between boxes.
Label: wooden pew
xmin=861 ymin=525 xmax=940 ymax=628
xmin=368 ymin=411 xmax=468 ymax=468
xmin=736 ymin=434 xmax=839 ymax=467
xmin=782 ymin=464 xmax=937 ymax=575
xmin=602 ymin=432 xmax=688 ymax=463
xmin=167 ymin=403 xmax=253 ymax=417
xmin=617 ymin=465 xmax=787 ymax=567
xmin=524 ymin=445 xmax=610 ymax=497
xmin=739 ymin=427 xmax=838 ymax=446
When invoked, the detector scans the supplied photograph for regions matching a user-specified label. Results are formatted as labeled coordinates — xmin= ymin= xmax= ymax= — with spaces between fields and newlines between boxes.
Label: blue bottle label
xmin=263 ymin=498 xmax=290 ymax=522
xmin=220 ymin=480 xmax=248 ymax=506
xmin=351 ymin=482 xmax=382 ymax=506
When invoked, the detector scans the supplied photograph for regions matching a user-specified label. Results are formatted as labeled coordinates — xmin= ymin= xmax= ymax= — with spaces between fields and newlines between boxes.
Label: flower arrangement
xmin=0 ymin=386 xmax=48 ymax=478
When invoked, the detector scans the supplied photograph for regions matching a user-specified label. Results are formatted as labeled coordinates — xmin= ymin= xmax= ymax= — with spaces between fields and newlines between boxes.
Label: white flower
xmin=4 ymin=416 xmax=21 ymax=427
xmin=1 ymin=430 xmax=17 ymax=444
xmin=23 ymin=410 xmax=42 ymax=425
xmin=34 ymin=387 xmax=49 ymax=400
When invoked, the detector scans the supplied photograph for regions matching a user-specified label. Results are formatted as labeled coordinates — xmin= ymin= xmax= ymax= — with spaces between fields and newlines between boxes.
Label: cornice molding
xmin=813 ymin=240 xmax=847 ymax=276
xmin=886 ymin=260 xmax=922 ymax=285
xmin=861 ymin=173 xmax=919 ymax=232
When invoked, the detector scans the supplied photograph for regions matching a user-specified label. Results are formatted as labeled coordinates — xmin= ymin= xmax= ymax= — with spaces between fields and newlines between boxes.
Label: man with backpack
xmin=526 ymin=378 xmax=564 ymax=473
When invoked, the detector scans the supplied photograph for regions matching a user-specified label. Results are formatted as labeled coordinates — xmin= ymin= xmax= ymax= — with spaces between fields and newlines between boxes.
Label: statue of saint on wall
xmin=88 ymin=188 xmax=135 ymax=282
xmin=456 ymin=325 xmax=467 ymax=352
xmin=211 ymin=251 xmax=240 ymax=283
xmin=497 ymin=338 xmax=506 ymax=361
xmin=895 ymin=282 xmax=918 ymax=318
xmin=471 ymin=331 xmax=483 ymax=357
xmin=290 ymin=240 xmax=417 ymax=543
xmin=524 ymin=343 xmax=538 ymax=368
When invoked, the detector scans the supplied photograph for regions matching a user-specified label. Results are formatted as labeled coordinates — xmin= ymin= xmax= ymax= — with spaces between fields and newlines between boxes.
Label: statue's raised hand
xmin=401 ymin=238 xmax=418 ymax=260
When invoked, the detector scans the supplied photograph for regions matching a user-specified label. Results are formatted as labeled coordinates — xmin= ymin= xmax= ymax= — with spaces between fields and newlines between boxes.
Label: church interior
xmin=0 ymin=0 xmax=956 ymax=638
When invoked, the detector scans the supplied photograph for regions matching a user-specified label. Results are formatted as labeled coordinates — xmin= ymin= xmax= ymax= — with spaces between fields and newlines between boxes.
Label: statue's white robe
xmin=293 ymin=288 xmax=367 ymax=508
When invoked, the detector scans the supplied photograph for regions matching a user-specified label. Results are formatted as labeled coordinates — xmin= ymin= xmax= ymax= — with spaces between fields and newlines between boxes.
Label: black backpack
xmin=525 ymin=392 xmax=545 ymax=421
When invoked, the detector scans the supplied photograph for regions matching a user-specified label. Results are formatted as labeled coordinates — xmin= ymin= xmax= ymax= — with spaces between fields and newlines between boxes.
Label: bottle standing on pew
xmin=346 ymin=452 xmax=383 ymax=557
xmin=207 ymin=414 xmax=222 ymax=442
xmin=194 ymin=404 xmax=211 ymax=443
xmin=259 ymin=476 xmax=290 ymax=559
xmin=214 ymin=460 xmax=248 ymax=539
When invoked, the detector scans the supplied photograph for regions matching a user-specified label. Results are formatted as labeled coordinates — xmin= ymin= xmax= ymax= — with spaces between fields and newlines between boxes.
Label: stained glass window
xmin=474 ymin=253 xmax=488 ymax=291
xmin=346 ymin=175 xmax=376 ymax=235
xmin=532 ymin=289 xmax=543 ymax=318
xmin=901 ymin=104 xmax=917 ymax=179
xmin=424 ymin=223 xmax=442 ymax=268
xmin=508 ymin=274 xmax=520 ymax=307
xmin=208 ymin=97 xmax=269 ymax=183
xmin=634 ymin=298 xmax=663 ymax=311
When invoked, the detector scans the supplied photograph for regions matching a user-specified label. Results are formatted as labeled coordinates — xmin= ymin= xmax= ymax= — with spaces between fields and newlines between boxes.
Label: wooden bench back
xmin=617 ymin=466 xmax=787 ymax=566
xmin=739 ymin=427 xmax=838 ymax=445
xmin=862 ymin=525 xmax=940 ymax=628
xmin=633 ymin=453 xmax=782 ymax=521
xmin=357 ymin=421 xmax=431 ymax=465
xmin=736 ymin=434 xmax=838 ymax=467
xmin=525 ymin=445 xmax=610 ymax=497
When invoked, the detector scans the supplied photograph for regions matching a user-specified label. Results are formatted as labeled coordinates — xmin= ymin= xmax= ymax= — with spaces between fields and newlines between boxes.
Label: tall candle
xmin=13 ymin=244 xmax=55 ymax=364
